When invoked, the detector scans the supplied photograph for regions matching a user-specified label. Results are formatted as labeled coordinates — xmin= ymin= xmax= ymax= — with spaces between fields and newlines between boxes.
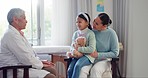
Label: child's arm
xmin=68 ymin=31 xmax=83 ymax=58
xmin=72 ymin=37 xmax=86 ymax=58
xmin=77 ymin=31 xmax=96 ymax=54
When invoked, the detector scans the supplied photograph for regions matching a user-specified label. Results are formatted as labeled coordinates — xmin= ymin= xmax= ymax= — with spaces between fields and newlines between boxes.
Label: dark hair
xmin=78 ymin=13 xmax=92 ymax=30
xmin=98 ymin=13 xmax=112 ymax=26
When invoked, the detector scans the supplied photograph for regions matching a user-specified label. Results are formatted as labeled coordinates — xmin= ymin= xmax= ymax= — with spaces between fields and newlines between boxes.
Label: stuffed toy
xmin=73 ymin=37 xmax=86 ymax=58
xmin=66 ymin=37 xmax=86 ymax=58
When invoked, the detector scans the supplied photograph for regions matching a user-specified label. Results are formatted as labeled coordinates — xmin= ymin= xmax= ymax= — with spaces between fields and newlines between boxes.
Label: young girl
xmin=67 ymin=12 xmax=96 ymax=78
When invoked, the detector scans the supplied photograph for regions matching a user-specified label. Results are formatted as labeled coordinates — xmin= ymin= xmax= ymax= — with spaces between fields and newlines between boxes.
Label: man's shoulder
xmin=5 ymin=29 xmax=15 ymax=36
xmin=2 ymin=28 xmax=19 ymax=40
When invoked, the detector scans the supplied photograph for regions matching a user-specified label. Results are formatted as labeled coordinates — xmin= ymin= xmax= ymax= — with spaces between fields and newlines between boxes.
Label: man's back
xmin=0 ymin=26 xmax=20 ymax=67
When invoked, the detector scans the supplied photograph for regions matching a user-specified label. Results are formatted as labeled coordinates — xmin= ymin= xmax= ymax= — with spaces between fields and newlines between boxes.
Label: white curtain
xmin=113 ymin=0 xmax=129 ymax=77
xmin=51 ymin=0 xmax=92 ymax=46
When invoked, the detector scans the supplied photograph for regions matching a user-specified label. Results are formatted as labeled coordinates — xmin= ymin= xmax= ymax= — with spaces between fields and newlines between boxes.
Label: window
xmin=43 ymin=0 xmax=53 ymax=45
xmin=0 ymin=0 xmax=33 ymax=39
xmin=0 ymin=0 xmax=77 ymax=46
xmin=0 ymin=0 xmax=53 ymax=46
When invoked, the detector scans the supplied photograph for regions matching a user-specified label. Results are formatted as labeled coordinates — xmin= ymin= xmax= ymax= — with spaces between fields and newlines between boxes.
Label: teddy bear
xmin=67 ymin=37 xmax=86 ymax=58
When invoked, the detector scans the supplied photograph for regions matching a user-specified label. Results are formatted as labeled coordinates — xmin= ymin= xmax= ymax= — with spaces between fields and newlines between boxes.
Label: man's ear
xmin=12 ymin=16 xmax=18 ymax=24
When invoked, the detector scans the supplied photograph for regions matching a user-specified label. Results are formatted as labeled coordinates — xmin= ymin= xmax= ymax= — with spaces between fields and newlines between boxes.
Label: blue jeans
xmin=67 ymin=56 xmax=91 ymax=78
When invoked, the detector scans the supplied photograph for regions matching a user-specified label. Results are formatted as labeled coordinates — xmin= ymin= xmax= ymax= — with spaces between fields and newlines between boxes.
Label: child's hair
xmin=98 ymin=13 xmax=112 ymax=26
xmin=78 ymin=12 xmax=92 ymax=30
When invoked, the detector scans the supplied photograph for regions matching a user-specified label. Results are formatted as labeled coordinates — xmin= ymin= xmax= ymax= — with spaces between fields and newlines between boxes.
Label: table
xmin=49 ymin=52 xmax=68 ymax=78
xmin=33 ymin=46 xmax=70 ymax=78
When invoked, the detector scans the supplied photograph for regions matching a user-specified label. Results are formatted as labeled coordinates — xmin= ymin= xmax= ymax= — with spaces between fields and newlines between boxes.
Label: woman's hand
xmin=90 ymin=51 xmax=98 ymax=58
xmin=73 ymin=50 xmax=83 ymax=58
xmin=42 ymin=60 xmax=55 ymax=68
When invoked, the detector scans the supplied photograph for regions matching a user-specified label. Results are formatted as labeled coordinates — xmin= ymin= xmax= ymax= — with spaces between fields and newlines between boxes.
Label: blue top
xmin=93 ymin=27 xmax=119 ymax=61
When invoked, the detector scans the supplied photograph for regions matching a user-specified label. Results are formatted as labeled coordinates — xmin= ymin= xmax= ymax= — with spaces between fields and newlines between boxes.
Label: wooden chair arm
xmin=111 ymin=57 xmax=122 ymax=78
xmin=0 ymin=65 xmax=32 ymax=69
xmin=111 ymin=57 xmax=119 ymax=61
xmin=64 ymin=58 xmax=72 ymax=69
xmin=0 ymin=65 xmax=32 ymax=78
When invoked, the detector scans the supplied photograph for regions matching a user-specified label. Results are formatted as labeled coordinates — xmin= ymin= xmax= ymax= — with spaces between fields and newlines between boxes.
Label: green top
xmin=70 ymin=28 xmax=96 ymax=63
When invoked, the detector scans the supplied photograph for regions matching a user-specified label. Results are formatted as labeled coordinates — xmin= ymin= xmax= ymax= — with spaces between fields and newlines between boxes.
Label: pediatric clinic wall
xmin=91 ymin=0 xmax=113 ymax=27
xmin=93 ymin=0 xmax=148 ymax=77
xmin=127 ymin=0 xmax=148 ymax=77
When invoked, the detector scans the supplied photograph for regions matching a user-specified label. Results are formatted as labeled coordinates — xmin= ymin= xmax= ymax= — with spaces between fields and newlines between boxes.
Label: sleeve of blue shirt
xmin=96 ymin=28 xmax=119 ymax=60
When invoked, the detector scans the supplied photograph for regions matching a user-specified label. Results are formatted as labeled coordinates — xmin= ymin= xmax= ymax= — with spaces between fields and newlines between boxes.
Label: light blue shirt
xmin=93 ymin=27 xmax=119 ymax=61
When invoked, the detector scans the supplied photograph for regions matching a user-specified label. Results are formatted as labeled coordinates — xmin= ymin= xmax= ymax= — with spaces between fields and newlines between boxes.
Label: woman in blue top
xmin=67 ymin=12 xmax=96 ymax=78
xmin=79 ymin=13 xmax=119 ymax=78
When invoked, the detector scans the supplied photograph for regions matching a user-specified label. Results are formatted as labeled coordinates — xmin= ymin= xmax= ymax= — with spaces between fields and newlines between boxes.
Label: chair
xmin=103 ymin=42 xmax=123 ymax=78
xmin=64 ymin=57 xmax=121 ymax=78
xmin=65 ymin=42 xmax=123 ymax=78
xmin=111 ymin=57 xmax=121 ymax=78
xmin=0 ymin=65 xmax=32 ymax=78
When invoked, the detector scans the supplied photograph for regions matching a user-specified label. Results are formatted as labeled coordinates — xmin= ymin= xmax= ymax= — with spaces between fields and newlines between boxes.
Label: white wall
xmin=92 ymin=0 xmax=148 ymax=77
xmin=127 ymin=0 xmax=148 ymax=77
xmin=91 ymin=0 xmax=113 ymax=27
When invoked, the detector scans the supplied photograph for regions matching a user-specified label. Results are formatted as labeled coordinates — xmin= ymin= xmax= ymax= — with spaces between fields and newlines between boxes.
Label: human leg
xmin=18 ymin=68 xmax=50 ymax=78
xmin=67 ymin=58 xmax=77 ymax=78
xmin=89 ymin=60 xmax=111 ymax=78
xmin=79 ymin=64 xmax=92 ymax=78
xmin=72 ymin=56 xmax=91 ymax=78
xmin=44 ymin=73 xmax=56 ymax=78
xmin=43 ymin=66 xmax=57 ymax=76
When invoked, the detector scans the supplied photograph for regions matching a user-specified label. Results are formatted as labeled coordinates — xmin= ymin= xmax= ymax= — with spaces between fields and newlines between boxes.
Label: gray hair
xmin=7 ymin=8 xmax=25 ymax=25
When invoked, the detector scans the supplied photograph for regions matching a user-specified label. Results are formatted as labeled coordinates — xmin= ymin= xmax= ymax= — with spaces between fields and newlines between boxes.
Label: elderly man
xmin=0 ymin=8 xmax=56 ymax=78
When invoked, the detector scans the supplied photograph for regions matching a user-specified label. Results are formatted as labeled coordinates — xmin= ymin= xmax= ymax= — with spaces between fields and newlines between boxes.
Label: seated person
xmin=66 ymin=12 xmax=96 ymax=78
xmin=79 ymin=13 xmax=119 ymax=78
xmin=0 ymin=8 xmax=57 ymax=78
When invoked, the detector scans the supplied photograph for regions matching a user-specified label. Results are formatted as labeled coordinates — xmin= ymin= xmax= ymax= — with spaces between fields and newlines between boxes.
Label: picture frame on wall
xmin=97 ymin=0 xmax=104 ymax=12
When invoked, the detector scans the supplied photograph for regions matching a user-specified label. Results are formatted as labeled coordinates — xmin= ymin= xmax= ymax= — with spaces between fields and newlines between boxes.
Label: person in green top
xmin=67 ymin=12 xmax=96 ymax=78
xmin=79 ymin=13 xmax=119 ymax=78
